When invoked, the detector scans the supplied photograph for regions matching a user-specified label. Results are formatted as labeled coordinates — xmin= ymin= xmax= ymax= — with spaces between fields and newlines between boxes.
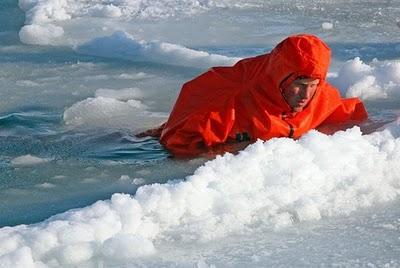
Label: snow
xmin=1 ymin=124 xmax=400 ymax=266
xmin=17 ymin=0 xmax=265 ymax=46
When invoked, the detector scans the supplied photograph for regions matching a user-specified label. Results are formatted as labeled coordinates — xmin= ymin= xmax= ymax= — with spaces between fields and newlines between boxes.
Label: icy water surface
xmin=1 ymin=0 xmax=400 ymax=267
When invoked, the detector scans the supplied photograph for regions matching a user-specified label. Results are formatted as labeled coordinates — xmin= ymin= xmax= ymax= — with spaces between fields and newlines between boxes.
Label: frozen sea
xmin=1 ymin=0 xmax=400 ymax=267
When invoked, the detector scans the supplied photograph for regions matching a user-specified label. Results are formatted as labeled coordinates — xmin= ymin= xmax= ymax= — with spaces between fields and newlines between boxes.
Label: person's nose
xmin=300 ymin=85 xmax=313 ymax=99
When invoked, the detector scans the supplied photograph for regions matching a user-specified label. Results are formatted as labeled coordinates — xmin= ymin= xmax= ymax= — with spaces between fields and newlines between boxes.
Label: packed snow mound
xmin=76 ymin=31 xmax=241 ymax=68
xmin=331 ymin=57 xmax=400 ymax=100
xmin=2 ymin=122 xmax=400 ymax=267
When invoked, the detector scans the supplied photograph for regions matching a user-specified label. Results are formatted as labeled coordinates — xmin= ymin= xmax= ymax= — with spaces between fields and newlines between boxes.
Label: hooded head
xmin=259 ymin=34 xmax=331 ymax=111
xmin=269 ymin=34 xmax=330 ymax=85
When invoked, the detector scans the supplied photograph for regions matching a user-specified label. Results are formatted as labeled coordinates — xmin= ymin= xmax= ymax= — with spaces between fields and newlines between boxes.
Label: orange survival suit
xmin=159 ymin=34 xmax=368 ymax=156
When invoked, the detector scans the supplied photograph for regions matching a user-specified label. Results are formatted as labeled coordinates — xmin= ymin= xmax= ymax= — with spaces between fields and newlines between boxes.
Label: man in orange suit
xmin=146 ymin=34 xmax=368 ymax=157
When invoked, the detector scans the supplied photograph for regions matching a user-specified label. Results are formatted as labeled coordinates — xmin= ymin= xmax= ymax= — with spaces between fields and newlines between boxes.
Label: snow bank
xmin=331 ymin=57 xmax=400 ymax=100
xmin=63 ymin=88 xmax=167 ymax=130
xmin=2 ymin=122 xmax=400 ymax=266
xmin=76 ymin=31 xmax=241 ymax=68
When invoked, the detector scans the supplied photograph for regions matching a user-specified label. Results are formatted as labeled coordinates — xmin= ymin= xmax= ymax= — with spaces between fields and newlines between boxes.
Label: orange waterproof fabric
xmin=160 ymin=34 xmax=368 ymax=156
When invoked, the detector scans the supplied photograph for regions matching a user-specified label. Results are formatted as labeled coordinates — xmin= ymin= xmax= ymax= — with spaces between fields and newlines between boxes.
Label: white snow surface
xmin=1 ymin=123 xmax=400 ymax=267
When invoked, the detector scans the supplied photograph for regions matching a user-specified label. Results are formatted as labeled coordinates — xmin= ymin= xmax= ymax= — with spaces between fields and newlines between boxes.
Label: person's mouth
xmin=297 ymin=100 xmax=307 ymax=106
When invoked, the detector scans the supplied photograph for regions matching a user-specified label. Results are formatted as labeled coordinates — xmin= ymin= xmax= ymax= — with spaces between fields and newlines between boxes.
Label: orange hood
xmin=266 ymin=34 xmax=331 ymax=87
xmin=250 ymin=34 xmax=332 ymax=113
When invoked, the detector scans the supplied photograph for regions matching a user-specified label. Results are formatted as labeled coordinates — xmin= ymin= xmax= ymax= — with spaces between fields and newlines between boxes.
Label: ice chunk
xmin=89 ymin=4 xmax=122 ymax=18
xmin=35 ymin=183 xmax=56 ymax=189
xmin=95 ymin=88 xmax=144 ymax=101
xmin=11 ymin=155 xmax=51 ymax=167
xmin=76 ymin=31 xmax=241 ymax=68
xmin=19 ymin=24 xmax=64 ymax=45
xmin=330 ymin=57 xmax=400 ymax=100
xmin=322 ymin=22 xmax=333 ymax=30
xmin=63 ymin=96 xmax=162 ymax=130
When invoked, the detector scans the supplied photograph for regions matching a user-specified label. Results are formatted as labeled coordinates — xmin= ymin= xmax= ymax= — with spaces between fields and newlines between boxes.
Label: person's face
xmin=282 ymin=78 xmax=320 ymax=112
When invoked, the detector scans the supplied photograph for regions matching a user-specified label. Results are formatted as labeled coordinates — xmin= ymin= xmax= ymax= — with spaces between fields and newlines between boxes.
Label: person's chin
xmin=292 ymin=106 xmax=304 ymax=112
